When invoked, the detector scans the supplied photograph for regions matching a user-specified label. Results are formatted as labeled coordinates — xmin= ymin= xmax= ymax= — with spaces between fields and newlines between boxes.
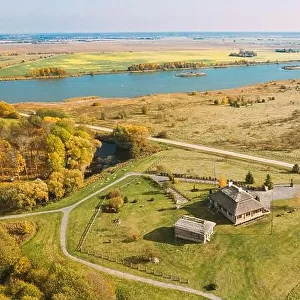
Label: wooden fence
xmin=79 ymin=249 xmax=189 ymax=285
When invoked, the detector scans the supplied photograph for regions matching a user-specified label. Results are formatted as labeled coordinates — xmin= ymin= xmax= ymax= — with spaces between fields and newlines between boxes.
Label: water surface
xmin=0 ymin=63 xmax=300 ymax=103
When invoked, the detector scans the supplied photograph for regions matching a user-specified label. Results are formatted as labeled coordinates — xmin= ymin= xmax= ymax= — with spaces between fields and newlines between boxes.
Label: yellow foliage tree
xmin=219 ymin=175 xmax=227 ymax=187
xmin=222 ymin=96 xmax=228 ymax=105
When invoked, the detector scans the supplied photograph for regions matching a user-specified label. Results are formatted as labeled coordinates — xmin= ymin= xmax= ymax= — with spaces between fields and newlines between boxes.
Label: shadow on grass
xmin=183 ymin=199 xmax=231 ymax=225
xmin=142 ymin=191 xmax=164 ymax=196
xmin=157 ymin=207 xmax=177 ymax=212
xmin=124 ymin=256 xmax=147 ymax=265
xmin=143 ymin=227 xmax=195 ymax=246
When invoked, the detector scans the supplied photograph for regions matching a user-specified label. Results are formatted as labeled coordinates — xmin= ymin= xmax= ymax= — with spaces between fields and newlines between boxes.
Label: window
xmin=246 ymin=212 xmax=251 ymax=217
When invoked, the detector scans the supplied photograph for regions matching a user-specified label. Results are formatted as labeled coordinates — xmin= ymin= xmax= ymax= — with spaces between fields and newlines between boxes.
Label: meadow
xmin=67 ymin=172 xmax=300 ymax=300
xmin=16 ymin=79 xmax=300 ymax=164
xmin=0 ymin=49 xmax=299 ymax=77
xmin=0 ymin=213 xmax=205 ymax=300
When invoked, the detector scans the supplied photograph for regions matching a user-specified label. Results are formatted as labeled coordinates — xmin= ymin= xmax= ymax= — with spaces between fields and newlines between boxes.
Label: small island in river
xmin=175 ymin=71 xmax=206 ymax=78
xmin=282 ymin=65 xmax=300 ymax=70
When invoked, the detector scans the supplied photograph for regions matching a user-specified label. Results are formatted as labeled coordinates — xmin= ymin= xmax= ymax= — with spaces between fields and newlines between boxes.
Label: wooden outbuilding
xmin=174 ymin=215 xmax=216 ymax=243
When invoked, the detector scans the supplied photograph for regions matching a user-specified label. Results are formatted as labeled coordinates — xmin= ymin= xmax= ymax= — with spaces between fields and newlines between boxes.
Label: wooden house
xmin=209 ymin=183 xmax=267 ymax=225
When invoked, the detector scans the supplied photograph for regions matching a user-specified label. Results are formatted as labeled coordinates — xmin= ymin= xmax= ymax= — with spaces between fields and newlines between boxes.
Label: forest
xmin=0 ymin=104 xmax=100 ymax=212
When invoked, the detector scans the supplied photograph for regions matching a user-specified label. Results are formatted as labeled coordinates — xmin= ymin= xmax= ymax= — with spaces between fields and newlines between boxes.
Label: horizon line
xmin=1 ymin=30 xmax=300 ymax=35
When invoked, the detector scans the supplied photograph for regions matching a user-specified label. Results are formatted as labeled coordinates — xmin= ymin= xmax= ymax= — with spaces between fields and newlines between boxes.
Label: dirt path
xmin=0 ymin=172 xmax=222 ymax=300
xmin=83 ymin=125 xmax=293 ymax=169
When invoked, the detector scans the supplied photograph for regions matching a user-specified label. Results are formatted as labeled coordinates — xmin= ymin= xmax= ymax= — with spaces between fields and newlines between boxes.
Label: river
xmin=0 ymin=63 xmax=300 ymax=103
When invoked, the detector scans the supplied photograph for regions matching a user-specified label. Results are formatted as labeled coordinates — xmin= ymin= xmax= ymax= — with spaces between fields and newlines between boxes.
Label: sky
xmin=1 ymin=0 xmax=300 ymax=33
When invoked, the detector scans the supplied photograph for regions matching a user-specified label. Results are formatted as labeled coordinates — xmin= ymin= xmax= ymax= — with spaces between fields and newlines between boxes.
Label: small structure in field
xmin=209 ymin=182 xmax=267 ymax=225
xmin=174 ymin=215 xmax=216 ymax=243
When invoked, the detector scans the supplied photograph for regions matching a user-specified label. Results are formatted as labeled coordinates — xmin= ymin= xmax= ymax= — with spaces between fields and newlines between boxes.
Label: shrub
xmin=100 ymin=111 xmax=106 ymax=120
xmin=292 ymin=164 xmax=300 ymax=173
xmin=124 ymin=196 xmax=129 ymax=203
xmin=131 ymin=199 xmax=138 ymax=204
xmin=156 ymin=131 xmax=169 ymax=138
xmin=108 ymin=189 xmax=121 ymax=199
xmin=141 ymin=105 xmax=149 ymax=115
xmin=214 ymin=100 xmax=219 ymax=105
xmin=109 ymin=197 xmax=124 ymax=210
xmin=204 ymin=283 xmax=218 ymax=291
xmin=36 ymin=109 xmax=68 ymax=119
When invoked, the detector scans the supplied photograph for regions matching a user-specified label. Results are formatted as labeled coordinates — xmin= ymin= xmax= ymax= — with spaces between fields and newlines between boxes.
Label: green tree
xmin=245 ymin=171 xmax=255 ymax=184
xmin=264 ymin=174 xmax=274 ymax=190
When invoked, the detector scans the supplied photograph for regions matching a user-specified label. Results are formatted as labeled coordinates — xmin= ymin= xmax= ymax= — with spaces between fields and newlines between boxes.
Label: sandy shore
xmin=0 ymin=38 xmax=279 ymax=54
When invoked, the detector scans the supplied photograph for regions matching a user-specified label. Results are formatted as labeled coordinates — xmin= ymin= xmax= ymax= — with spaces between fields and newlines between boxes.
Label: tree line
xmin=127 ymin=59 xmax=258 ymax=72
xmin=28 ymin=67 xmax=67 ymax=77
xmin=128 ymin=61 xmax=207 ymax=71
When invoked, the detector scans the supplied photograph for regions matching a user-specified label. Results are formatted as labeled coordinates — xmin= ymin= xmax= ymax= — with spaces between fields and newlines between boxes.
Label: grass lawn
xmin=0 ymin=213 xmax=205 ymax=300
xmin=1 ymin=49 xmax=299 ymax=77
xmin=67 ymin=173 xmax=300 ymax=300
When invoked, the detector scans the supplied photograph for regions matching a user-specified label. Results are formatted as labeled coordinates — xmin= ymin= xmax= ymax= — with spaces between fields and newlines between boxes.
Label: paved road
xmin=85 ymin=124 xmax=294 ymax=169
xmin=0 ymin=172 xmax=222 ymax=300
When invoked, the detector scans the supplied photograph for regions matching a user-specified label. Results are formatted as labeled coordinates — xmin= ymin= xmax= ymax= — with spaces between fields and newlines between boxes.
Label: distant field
xmin=0 ymin=53 xmax=57 ymax=73
xmin=0 ymin=49 xmax=299 ymax=77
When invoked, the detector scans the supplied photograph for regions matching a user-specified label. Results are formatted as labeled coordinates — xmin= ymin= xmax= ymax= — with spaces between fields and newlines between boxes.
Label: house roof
xmin=175 ymin=215 xmax=216 ymax=234
xmin=210 ymin=184 xmax=264 ymax=216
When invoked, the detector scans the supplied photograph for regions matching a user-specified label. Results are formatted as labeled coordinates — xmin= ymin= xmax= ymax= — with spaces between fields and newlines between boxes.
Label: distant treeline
xmin=128 ymin=61 xmax=206 ymax=71
xmin=275 ymin=48 xmax=299 ymax=53
xmin=28 ymin=67 xmax=67 ymax=77
xmin=229 ymin=50 xmax=257 ymax=58
xmin=128 ymin=59 xmax=259 ymax=72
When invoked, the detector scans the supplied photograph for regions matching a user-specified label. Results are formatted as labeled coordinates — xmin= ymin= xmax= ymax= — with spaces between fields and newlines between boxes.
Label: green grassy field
xmin=1 ymin=213 xmax=205 ymax=300
xmin=67 ymin=174 xmax=300 ymax=300
xmin=0 ymin=49 xmax=299 ymax=77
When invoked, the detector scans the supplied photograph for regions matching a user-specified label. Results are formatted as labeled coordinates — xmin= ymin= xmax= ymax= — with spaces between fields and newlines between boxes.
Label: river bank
xmin=0 ymin=59 xmax=300 ymax=82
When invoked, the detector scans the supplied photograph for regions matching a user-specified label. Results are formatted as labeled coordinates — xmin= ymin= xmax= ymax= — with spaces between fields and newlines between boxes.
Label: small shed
xmin=174 ymin=215 xmax=216 ymax=243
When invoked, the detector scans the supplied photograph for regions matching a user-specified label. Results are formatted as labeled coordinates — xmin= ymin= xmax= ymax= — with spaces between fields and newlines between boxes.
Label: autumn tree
xmin=0 ymin=102 xmax=20 ymax=119
xmin=113 ymin=125 xmax=159 ymax=158
xmin=219 ymin=175 xmax=227 ymax=187
xmin=46 ymin=134 xmax=65 ymax=172
xmin=48 ymin=169 xmax=84 ymax=199
xmin=109 ymin=197 xmax=124 ymax=210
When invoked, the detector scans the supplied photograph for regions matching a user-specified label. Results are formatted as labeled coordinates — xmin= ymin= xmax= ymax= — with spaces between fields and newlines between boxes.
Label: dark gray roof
xmin=210 ymin=184 xmax=264 ymax=216
xmin=175 ymin=215 xmax=216 ymax=234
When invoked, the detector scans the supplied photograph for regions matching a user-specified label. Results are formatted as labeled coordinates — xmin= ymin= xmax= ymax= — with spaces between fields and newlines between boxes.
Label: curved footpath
xmin=85 ymin=125 xmax=294 ymax=169
xmin=0 ymin=172 xmax=222 ymax=300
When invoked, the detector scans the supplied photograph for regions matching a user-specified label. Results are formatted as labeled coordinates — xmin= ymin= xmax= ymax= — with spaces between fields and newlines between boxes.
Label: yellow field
xmin=1 ymin=49 xmax=299 ymax=77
